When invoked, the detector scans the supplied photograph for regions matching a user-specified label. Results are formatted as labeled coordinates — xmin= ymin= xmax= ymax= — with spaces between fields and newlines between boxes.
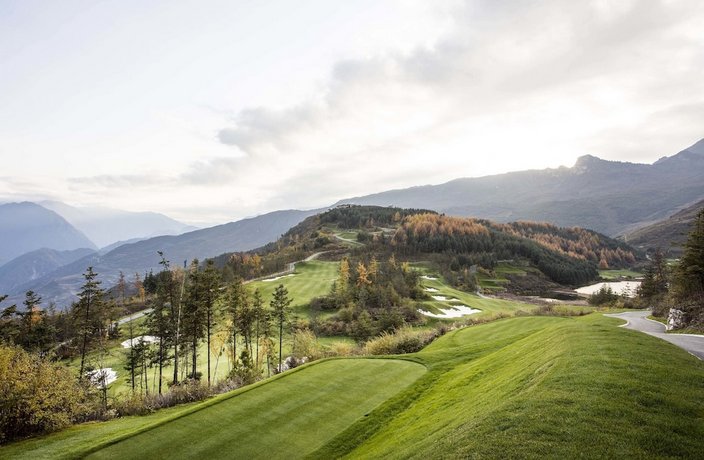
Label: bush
xmin=363 ymin=327 xmax=438 ymax=355
xmin=325 ymin=341 xmax=360 ymax=356
xmin=114 ymin=381 xmax=215 ymax=417
xmin=0 ymin=344 xmax=96 ymax=443
xmin=291 ymin=330 xmax=323 ymax=360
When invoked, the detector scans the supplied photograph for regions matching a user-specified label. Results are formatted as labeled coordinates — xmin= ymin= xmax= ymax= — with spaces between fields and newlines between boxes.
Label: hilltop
xmin=338 ymin=139 xmax=704 ymax=236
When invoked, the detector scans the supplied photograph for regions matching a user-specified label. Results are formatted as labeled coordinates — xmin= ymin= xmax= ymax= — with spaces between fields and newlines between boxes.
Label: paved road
xmin=116 ymin=308 xmax=153 ymax=325
xmin=605 ymin=310 xmax=704 ymax=360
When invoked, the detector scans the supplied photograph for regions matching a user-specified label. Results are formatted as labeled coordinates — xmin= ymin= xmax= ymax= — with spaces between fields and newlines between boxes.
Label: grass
xmin=317 ymin=315 xmax=704 ymax=459
xmin=247 ymin=260 xmax=338 ymax=318
xmin=599 ymin=269 xmax=642 ymax=279
xmin=417 ymin=269 xmax=536 ymax=320
xmin=1 ymin=359 xmax=425 ymax=459
xmin=4 ymin=314 xmax=704 ymax=458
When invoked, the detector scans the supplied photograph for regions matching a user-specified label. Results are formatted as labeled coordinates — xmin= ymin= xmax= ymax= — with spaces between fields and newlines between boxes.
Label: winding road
xmin=605 ymin=310 xmax=704 ymax=360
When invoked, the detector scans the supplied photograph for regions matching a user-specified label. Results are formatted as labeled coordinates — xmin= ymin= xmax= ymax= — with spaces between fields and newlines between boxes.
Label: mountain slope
xmin=39 ymin=201 xmax=197 ymax=248
xmin=0 ymin=248 xmax=96 ymax=294
xmin=625 ymin=199 xmax=704 ymax=256
xmin=0 ymin=202 xmax=96 ymax=266
xmin=10 ymin=208 xmax=322 ymax=306
xmin=338 ymin=139 xmax=704 ymax=236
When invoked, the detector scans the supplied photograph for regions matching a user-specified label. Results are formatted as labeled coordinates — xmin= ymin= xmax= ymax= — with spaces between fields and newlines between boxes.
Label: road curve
xmin=605 ymin=310 xmax=704 ymax=360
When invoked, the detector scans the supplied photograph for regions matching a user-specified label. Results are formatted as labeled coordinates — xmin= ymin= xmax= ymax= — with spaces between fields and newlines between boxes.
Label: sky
xmin=1 ymin=0 xmax=703 ymax=226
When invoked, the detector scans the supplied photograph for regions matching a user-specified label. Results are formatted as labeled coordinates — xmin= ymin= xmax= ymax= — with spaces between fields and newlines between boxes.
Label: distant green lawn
xmin=248 ymin=260 xmax=338 ymax=318
xmin=599 ymin=268 xmax=642 ymax=279
xmin=417 ymin=268 xmax=536 ymax=320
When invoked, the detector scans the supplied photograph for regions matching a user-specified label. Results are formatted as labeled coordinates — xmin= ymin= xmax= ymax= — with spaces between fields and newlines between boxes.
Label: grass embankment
xmin=2 ymin=359 xmax=425 ymax=459
xmin=318 ymin=315 xmax=704 ymax=459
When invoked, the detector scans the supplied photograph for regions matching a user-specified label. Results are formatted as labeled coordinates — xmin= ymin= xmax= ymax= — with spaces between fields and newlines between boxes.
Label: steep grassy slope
xmin=319 ymin=315 xmax=704 ymax=459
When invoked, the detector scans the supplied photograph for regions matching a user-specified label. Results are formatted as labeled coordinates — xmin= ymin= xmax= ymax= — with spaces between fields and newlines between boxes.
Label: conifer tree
xmin=74 ymin=267 xmax=105 ymax=380
xmin=270 ymin=284 xmax=292 ymax=372
xmin=673 ymin=209 xmax=704 ymax=304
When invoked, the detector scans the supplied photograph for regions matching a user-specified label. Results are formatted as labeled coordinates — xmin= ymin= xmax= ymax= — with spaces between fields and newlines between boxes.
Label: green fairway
xmin=599 ymin=268 xmax=642 ymax=279
xmin=320 ymin=315 xmax=704 ymax=459
xmin=1 ymin=359 xmax=424 ymax=459
xmin=248 ymin=260 xmax=338 ymax=317
xmin=417 ymin=271 xmax=536 ymax=319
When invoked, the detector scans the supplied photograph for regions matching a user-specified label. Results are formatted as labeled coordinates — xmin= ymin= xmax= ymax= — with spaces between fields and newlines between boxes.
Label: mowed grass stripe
xmin=86 ymin=359 xmax=425 ymax=460
xmin=249 ymin=261 xmax=338 ymax=315
xmin=339 ymin=315 xmax=704 ymax=459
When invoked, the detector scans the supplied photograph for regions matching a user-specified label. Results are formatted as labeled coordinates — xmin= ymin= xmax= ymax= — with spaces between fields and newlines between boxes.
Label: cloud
xmin=214 ymin=0 xmax=704 ymax=168
xmin=69 ymin=174 xmax=167 ymax=188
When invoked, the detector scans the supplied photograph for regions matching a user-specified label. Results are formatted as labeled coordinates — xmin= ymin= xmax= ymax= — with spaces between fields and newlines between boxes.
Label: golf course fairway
xmin=86 ymin=359 xmax=424 ymax=459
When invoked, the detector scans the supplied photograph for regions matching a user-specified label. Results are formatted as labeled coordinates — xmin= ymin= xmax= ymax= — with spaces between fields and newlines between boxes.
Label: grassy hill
xmin=5 ymin=313 xmax=703 ymax=459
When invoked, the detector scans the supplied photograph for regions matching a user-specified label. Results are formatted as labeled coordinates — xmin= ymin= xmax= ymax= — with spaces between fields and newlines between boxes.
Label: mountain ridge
xmin=337 ymin=139 xmax=704 ymax=236
xmin=0 ymin=202 xmax=96 ymax=266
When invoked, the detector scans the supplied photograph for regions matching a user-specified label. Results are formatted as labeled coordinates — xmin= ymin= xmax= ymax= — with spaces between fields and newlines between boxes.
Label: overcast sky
xmin=1 ymin=0 xmax=703 ymax=226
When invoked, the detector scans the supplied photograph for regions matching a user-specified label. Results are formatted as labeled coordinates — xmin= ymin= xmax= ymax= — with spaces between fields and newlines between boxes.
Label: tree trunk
xmin=278 ymin=320 xmax=283 ymax=373
xmin=207 ymin=308 xmax=211 ymax=386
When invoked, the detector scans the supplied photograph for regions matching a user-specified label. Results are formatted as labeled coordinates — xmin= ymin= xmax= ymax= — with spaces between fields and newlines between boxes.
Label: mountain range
xmin=339 ymin=138 xmax=704 ymax=237
xmin=39 ymin=201 xmax=197 ymax=248
xmin=1 ymin=138 xmax=702 ymax=308
xmin=4 ymin=209 xmax=321 ymax=306
xmin=624 ymin=199 xmax=704 ymax=256
xmin=0 ymin=202 xmax=96 ymax=266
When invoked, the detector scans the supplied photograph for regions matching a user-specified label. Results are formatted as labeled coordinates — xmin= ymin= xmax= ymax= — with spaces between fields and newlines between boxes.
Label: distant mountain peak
xmin=572 ymin=154 xmax=606 ymax=170
xmin=685 ymin=138 xmax=704 ymax=155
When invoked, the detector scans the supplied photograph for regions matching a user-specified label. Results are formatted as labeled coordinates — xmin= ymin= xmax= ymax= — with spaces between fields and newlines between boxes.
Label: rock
xmin=666 ymin=308 xmax=686 ymax=331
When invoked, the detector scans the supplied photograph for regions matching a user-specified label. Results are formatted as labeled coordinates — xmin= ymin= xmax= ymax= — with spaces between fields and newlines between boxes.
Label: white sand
xmin=576 ymin=281 xmax=641 ymax=298
xmin=425 ymin=287 xmax=439 ymax=292
xmin=121 ymin=335 xmax=159 ymax=348
xmin=421 ymin=275 xmax=438 ymax=280
xmin=432 ymin=295 xmax=458 ymax=301
xmin=418 ymin=304 xmax=482 ymax=319
xmin=262 ymin=274 xmax=296 ymax=282
xmin=86 ymin=368 xmax=118 ymax=386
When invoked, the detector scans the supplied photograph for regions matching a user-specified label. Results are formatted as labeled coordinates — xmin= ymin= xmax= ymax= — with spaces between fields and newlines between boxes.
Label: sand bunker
xmin=425 ymin=287 xmax=439 ymax=292
xmin=262 ymin=274 xmax=296 ymax=282
xmin=86 ymin=368 xmax=118 ymax=386
xmin=432 ymin=295 xmax=458 ymax=301
xmin=418 ymin=304 xmax=481 ymax=319
xmin=121 ymin=335 xmax=159 ymax=348
xmin=421 ymin=275 xmax=438 ymax=280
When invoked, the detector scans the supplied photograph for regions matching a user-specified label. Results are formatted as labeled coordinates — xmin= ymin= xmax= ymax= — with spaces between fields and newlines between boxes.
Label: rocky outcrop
xmin=666 ymin=308 xmax=686 ymax=331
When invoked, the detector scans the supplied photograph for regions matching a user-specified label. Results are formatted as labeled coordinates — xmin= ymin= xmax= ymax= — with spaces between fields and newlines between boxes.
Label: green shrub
xmin=363 ymin=327 xmax=438 ymax=355
xmin=0 ymin=344 xmax=96 ymax=443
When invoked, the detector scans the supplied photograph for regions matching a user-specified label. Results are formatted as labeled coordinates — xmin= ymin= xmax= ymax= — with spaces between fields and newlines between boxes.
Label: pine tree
xmin=74 ymin=267 xmax=105 ymax=380
xmin=673 ymin=209 xmax=704 ymax=304
xmin=202 ymin=260 xmax=221 ymax=386
xmin=252 ymin=289 xmax=264 ymax=371
xmin=270 ymin=284 xmax=292 ymax=372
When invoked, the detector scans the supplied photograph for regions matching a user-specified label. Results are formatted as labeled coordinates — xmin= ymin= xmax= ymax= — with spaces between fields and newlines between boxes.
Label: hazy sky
xmin=1 ymin=0 xmax=703 ymax=225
